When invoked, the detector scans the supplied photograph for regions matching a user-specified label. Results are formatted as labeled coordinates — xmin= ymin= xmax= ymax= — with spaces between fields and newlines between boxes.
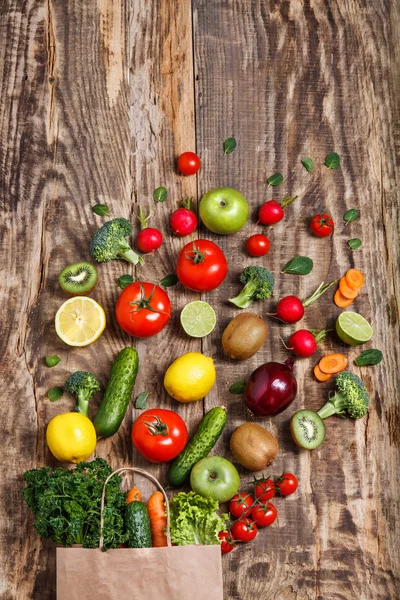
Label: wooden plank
xmin=194 ymin=1 xmax=400 ymax=598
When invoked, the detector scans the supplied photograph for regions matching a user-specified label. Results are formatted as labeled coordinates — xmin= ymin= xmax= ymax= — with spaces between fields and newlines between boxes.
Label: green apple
xmin=199 ymin=187 xmax=249 ymax=235
xmin=190 ymin=456 xmax=240 ymax=503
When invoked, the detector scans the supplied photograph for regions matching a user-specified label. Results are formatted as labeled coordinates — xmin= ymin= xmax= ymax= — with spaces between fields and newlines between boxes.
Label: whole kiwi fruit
xmin=222 ymin=312 xmax=268 ymax=360
xmin=230 ymin=422 xmax=278 ymax=471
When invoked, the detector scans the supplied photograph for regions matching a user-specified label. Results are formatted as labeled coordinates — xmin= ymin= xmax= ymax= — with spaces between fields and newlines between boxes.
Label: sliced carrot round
xmin=345 ymin=269 xmax=364 ymax=290
xmin=339 ymin=277 xmax=359 ymax=299
xmin=334 ymin=289 xmax=354 ymax=308
xmin=319 ymin=353 xmax=348 ymax=374
xmin=314 ymin=364 xmax=332 ymax=382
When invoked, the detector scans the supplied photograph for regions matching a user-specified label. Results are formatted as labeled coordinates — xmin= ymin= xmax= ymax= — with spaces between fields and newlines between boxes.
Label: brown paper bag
xmin=56 ymin=467 xmax=224 ymax=600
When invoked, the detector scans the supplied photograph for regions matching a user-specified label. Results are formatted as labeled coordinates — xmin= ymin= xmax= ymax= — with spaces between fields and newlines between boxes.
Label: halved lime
xmin=180 ymin=301 xmax=216 ymax=338
xmin=336 ymin=311 xmax=373 ymax=346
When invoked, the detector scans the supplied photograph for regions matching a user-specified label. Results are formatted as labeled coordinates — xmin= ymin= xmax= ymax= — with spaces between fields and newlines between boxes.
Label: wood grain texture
xmin=0 ymin=0 xmax=399 ymax=598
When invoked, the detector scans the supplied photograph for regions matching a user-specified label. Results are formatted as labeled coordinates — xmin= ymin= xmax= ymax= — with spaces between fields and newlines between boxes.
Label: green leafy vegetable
xmin=347 ymin=238 xmax=362 ymax=250
xmin=354 ymin=349 xmax=383 ymax=366
xmin=223 ymin=137 xmax=237 ymax=155
xmin=229 ymin=380 xmax=246 ymax=394
xmin=343 ymin=209 xmax=360 ymax=226
xmin=117 ymin=274 xmax=134 ymax=289
xmin=135 ymin=392 xmax=149 ymax=409
xmin=282 ymin=256 xmax=313 ymax=275
xmin=267 ymin=173 xmax=284 ymax=187
xmin=153 ymin=187 xmax=167 ymax=203
xmin=22 ymin=458 xmax=127 ymax=549
xmin=301 ymin=157 xmax=314 ymax=172
xmin=47 ymin=387 xmax=64 ymax=402
xmin=324 ymin=152 xmax=340 ymax=169
xmin=169 ymin=492 xmax=228 ymax=546
xmin=92 ymin=204 xmax=110 ymax=217
xmin=160 ymin=273 xmax=179 ymax=287
xmin=45 ymin=355 xmax=60 ymax=368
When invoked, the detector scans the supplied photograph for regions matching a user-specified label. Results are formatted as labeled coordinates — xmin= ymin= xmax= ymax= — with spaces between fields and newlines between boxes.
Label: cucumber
xmin=167 ymin=406 xmax=227 ymax=487
xmin=94 ymin=347 xmax=139 ymax=438
xmin=125 ymin=501 xmax=152 ymax=548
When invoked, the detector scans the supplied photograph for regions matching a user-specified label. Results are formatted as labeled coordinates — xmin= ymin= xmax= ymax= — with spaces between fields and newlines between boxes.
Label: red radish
xmin=258 ymin=196 xmax=297 ymax=226
xmin=170 ymin=198 xmax=198 ymax=236
xmin=283 ymin=329 xmax=330 ymax=358
xmin=246 ymin=234 xmax=270 ymax=257
xmin=136 ymin=228 xmax=163 ymax=253
xmin=268 ymin=280 xmax=337 ymax=324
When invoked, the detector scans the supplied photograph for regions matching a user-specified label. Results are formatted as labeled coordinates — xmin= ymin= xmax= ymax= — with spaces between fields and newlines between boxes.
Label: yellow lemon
xmin=55 ymin=296 xmax=106 ymax=347
xmin=164 ymin=352 xmax=216 ymax=403
xmin=46 ymin=413 xmax=97 ymax=463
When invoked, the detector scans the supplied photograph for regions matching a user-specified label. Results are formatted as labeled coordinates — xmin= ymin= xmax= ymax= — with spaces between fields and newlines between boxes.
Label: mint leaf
xmin=325 ymin=152 xmax=340 ymax=169
xmin=267 ymin=173 xmax=284 ymax=187
xmin=153 ymin=187 xmax=167 ymax=203
xmin=223 ymin=137 xmax=237 ymax=155
xmin=135 ymin=392 xmax=149 ymax=409
xmin=92 ymin=204 xmax=110 ymax=216
xmin=45 ymin=355 xmax=60 ymax=368
xmin=301 ymin=157 xmax=314 ymax=172
xmin=117 ymin=274 xmax=134 ymax=289
xmin=48 ymin=387 xmax=64 ymax=402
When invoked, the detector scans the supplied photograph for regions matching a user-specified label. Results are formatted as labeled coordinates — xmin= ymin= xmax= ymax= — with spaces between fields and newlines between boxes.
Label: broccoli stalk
xmin=64 ymin=371 xmax=101 ymax=417
xmin=229 ymin=265 xmax=274 ymax=309
xmin=90 ymin=217 xmax=144 ymax=265
xmin=317 ymin=371 xmax=370 ymax=420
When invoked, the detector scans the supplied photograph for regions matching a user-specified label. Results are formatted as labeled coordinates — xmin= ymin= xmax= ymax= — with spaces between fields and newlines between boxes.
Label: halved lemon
xmin=55 ymin=296 xmax=106 ymax=346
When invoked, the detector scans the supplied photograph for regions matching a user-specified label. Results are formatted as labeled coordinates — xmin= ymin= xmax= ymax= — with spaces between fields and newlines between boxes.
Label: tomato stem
xmin=184 ymin=241 xmax=206 ymax=264
xmin=142 ymin=415 xmax=169 ymax=437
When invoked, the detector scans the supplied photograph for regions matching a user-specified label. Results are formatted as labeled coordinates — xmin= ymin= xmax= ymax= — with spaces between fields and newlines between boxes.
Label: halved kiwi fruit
xmin=290 ymin=410 xmax=326 ymax=450
xmin=58 ymin=261 xmax=98 ymax=296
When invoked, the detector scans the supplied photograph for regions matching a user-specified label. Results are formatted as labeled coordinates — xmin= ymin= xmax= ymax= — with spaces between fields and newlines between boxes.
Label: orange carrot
xmin=339 ymin=277 xmax=358 ymax=299
xmin=345 ymin=269 xmax=364 ymax=290
xmin=334 ymin=289 xmax=354 ymax=308
xmin=319 ymin=353 xmax=348 ymax=374
xmin=126 ymin=487 xmax=142 ymax=504
xmin=147 ymin=491 xmax=167 ymax=547
xmin=314 ymin=364 xmax=332 ymax=382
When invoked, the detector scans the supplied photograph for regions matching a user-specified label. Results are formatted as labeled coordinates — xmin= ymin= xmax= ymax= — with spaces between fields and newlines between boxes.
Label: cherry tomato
xmin=231 ymin=518 xmax=258 ymax=543
xmin=229 ymin=493 xmax=253 ymax=518
xmin=218 ymin=531 xmax=236 ymax=554
xmin=176 ymin=239 xmax=228 ymax=292
xmin=135 ymin=228 xmax=163 ymax=253
xmin=253 ymin=476 xmax=276 ymax=501
xmin=310 ymin=213 xmax=334 ymax=237
xmin=116 ymin=282 xmax=171 ymax=338
xmin=246 ymin=234 xmax=271 ymax=257
xmin=258 ymin=200 xmax=284 ymax=225
xmin=131 ymin=408 xmax=188 ymax=463
xmin=177 ymin=152 xmax=201 ymax=175
xmin=275 ymin=472 xmax=299 ymax=496
xmin=251 ymin=502 xmax=277 ymax=527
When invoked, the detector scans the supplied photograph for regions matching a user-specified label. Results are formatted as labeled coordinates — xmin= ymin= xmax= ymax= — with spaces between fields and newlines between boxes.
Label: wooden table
xmin=1 ymin=1 xmax=399 ymax=598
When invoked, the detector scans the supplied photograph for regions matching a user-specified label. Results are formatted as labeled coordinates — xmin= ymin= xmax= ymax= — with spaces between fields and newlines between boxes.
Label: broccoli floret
xmin=317 ymin=371 xmax=369 ymax=420
xmin=90 ymin=217 xmax=143 ymax=265
xmin=229 ymin=266 xmax=274 ymax=308
xmin=64 ymin=371 xmax=101 ymax=417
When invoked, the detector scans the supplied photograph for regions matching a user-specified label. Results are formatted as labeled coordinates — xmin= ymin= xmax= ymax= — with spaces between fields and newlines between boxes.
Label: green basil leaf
xmin=267 ymin=173 xmax=284 ymax=187
xmin=343 ymin=208 xmax=360 ymax=225
xmin=282 ymin=256 xmax=313 ymax=275
xmin=160 ymin=273 xmax=178 ymax=287
xmin=117 ymin=274 xmax=134 ymax=289
xmin=223 ymin=137 xmax=237 ymax=155
xmin=48 ymin=386 xmax=64 ymax=402
xmin=229 ymin=380 xmax=246 ymax=394
xmin=45 ymin=355 xmax=60 ymax=368
xmin=301 ymin=157 xmax=314 ymax=172
xmin=153 ymin=187 xmax=167 ymax=203
xmin=135 ymin=392 xmax=149 ymax=409
xmin=92 ymin=204 xmax=110 ymax=216
xmin=347 ymin=238 xmax=362 ymax=250
xmin=354 ymin=349 xmax=383 ymax=366
xmin=324 ymin=152 xmax=340 ymax=169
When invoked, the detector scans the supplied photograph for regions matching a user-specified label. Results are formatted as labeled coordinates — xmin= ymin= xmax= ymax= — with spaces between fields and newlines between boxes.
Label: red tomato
xmin=229 ymin=493 xmax=253 ymax=518
xmin=131 ymin=409 xmax=188 ymax=463
xmin=116 ymin=282 xmax=171 ymax=338
xmin=275 ymin=472 xmax=299 ymax=496
xmin=252 ymin=502 xmax=277 ymax=527
xmin=176 ymin=239 xmax=228 ymax=292
xmin=310 ymin=213 xmax=334 ymax=237
xmin=177 ymin=152 xmax=201 ymax=175
xmin=246 ymin=234 xmax=271 ymax=257
xmin=231 ymin=518 xmax=258 ymax=543
xmin=218 ymin=531 xmax=236 ymax=554
xmin=253 ymin=477 xmax=276 ymax=501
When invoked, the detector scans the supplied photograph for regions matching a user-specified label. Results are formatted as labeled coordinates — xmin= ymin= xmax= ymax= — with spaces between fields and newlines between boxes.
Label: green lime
xmin=180 ymin=301 xmax=216 ymax=338
xmin=336 ymin=311 xmax=373 ymax=346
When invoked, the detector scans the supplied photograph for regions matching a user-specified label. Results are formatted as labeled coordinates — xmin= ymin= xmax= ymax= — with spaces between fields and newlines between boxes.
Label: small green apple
xmin=199 ymin=187 xmax=249 ymax=235
xmin=190 ymin=456 xmax=241 ymax=502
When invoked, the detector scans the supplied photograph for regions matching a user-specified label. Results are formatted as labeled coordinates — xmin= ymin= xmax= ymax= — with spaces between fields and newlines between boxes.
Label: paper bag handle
xmin=99 ymin=467 xmax=172 ymax=549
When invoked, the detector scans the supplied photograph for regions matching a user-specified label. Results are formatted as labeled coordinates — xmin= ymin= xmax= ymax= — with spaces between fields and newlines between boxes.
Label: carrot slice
xmin=126 ymin=486 xmax=142 ymax=504
xmin=339 ymin=277 xmax=359 ymax=299
xmin=334 ymin=289 xmax=354 ymax=308
xmin=319 ymin=353 xmax=348 ymax=374
xmin=314 ymin=364 xmax=333 ymax=382
xmin=345 ymin=269 xmax=364 ymax=290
